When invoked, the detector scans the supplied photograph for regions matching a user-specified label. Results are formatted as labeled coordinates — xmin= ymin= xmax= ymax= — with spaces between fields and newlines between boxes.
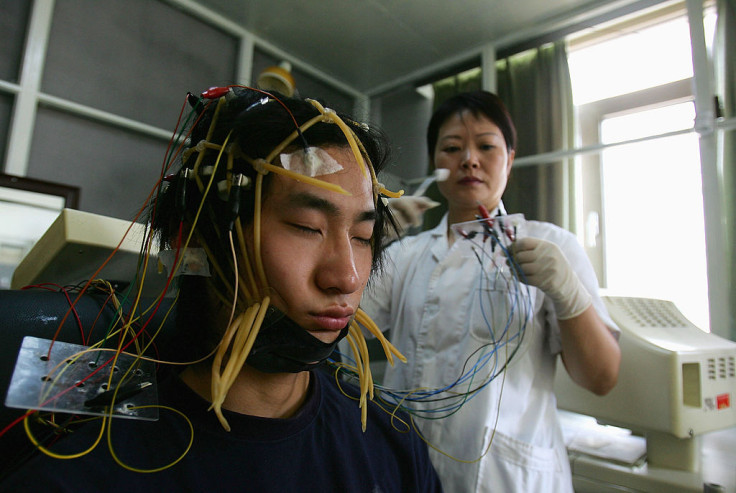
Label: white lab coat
xmin=361 ymin=214 xmax=619 ymax=493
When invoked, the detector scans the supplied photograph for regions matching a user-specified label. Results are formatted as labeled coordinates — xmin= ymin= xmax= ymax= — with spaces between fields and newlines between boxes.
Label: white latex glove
xmin=511 ymin=237 xmax=592 ymax=320
xmin=387 ymin=196 xmax=440 ymax=231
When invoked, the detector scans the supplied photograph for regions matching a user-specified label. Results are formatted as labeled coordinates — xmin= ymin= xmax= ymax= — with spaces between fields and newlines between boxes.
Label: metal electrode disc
xmin=5 ymin=336 xmax=158 ymax=421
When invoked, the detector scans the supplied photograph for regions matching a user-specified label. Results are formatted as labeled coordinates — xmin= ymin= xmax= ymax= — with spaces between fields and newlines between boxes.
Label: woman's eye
xmin=442 ymin=145 xmax=461 ymax=153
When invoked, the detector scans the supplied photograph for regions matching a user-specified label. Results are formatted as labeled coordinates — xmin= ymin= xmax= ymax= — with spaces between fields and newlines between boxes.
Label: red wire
xmin=21 ymin=283 xmax=86 ymax=344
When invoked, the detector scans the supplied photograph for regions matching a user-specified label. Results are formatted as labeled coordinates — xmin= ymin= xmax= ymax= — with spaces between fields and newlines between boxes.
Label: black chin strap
xmin=246 ymin=307 xmax=349 ymax=373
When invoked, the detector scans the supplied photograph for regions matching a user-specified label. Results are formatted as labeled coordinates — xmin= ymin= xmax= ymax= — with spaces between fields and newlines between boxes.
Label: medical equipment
xmin=554 ymin=296 xmax=736 ymax=491
xmin=338 ymin=212 xmax=531 ymax=425
xmin=256 ymin=61 xmax=296 ymax=97
xmin=411 ymin=168 xmax=450 ymax=197
xmin=2 ymin=87 xmax=407 ymax=473
xmin=11 ymin=208 xmax=167 ymax=296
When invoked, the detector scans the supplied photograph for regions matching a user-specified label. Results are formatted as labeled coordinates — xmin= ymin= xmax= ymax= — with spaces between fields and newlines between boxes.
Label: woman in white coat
xmin=362 ymin=91 xmax=621 ymax=492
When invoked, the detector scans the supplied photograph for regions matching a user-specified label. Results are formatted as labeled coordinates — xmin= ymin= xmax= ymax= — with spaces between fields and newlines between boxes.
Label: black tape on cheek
xmin=246 ymin=307 xmax=349 ymax=373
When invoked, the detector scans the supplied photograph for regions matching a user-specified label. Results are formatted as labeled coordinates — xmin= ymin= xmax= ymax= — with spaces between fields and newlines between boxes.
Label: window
xmin=568 ymin=2 xmax=716 ymax=331
xmin=600 ymin=102 xmax=708 ymax=330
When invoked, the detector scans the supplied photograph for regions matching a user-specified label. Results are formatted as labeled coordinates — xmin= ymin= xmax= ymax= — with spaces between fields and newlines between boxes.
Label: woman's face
xmin=433 ymin=110 xmax=514 ymax=220
xmin=255 ymin=147 xmax=375 ymax=343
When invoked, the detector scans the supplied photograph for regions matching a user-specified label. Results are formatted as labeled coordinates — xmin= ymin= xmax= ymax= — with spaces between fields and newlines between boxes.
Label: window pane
xmin=569 ymin=16 xmax=694 ymax=105
xmin=602 ymin=100 xmax=695 ymax=141
xmin=601 ymin=102 xmax=709 ymax=330
xmin=0 ymin=0 xmax=32 ymax=82
xmin=0 ymin=93 xmax=13 ymax=166
xmin=42 ymin=0 xmax=238 ymax=129
xmin=28 ymin=107 xmax=168 ymax=221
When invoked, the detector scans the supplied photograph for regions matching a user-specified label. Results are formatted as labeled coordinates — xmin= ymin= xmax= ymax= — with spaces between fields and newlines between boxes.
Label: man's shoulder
xmin=316 ymin=369 xmax=414 ymax=431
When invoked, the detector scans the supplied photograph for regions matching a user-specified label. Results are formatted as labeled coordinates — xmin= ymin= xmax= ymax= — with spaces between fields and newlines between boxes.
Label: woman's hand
xmin=512 ymin=236 xmax=620 ymax=395
xmin=511 ymin=236 xmax=592 ymax=319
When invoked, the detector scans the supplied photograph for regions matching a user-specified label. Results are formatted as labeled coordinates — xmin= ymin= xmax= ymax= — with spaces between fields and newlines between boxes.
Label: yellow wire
xmin=344 ymin=331 xmax=364 ymax=393
xmin=106 ymin=404 xmax=194 ymax=473
xmin=211 ymin=297 xmax=270 ymax=431
xmin=165 ymin=93 xmax=407 ymax=435
xmin=23 ymin=412 xmax=106 ymax=460
xmin=352 ymin=323 xmax=374 ymax=399
xmin=345 ymin=327 xmax=371 ymax=431
xmin=210 ymin=309 xmax=251 ymax=412
xmin=266 ymin=160 xmax=350 ymax=195
xmin=264 ymin=114 xmax=324 ymax=163
xmin=252 ymin=174 xmax=268 ymax=290
xmin=196 ymin=235 xmax=235 ymax=300
xmin=355 ymin=309 xmax=407 ymax=364
xmin=306 ymin=99 xmax=367 ymax=179
xmin=235 ymin=221 xmax=258 ymax=303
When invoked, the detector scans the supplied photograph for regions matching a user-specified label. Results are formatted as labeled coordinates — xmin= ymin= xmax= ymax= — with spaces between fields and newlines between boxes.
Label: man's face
xmin=256 ymin=146 xmax=375 ymax=343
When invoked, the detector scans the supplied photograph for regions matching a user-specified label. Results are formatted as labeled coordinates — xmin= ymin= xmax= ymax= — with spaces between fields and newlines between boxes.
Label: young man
xmin=1 ymin=87 xmax=442 ymax=492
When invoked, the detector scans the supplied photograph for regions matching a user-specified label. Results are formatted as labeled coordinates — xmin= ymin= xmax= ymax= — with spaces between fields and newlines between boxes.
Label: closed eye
xmin=353 ymin=236 xmax=372 ymax=247
xmin=291 ymin=223 xmax=322 ymax=236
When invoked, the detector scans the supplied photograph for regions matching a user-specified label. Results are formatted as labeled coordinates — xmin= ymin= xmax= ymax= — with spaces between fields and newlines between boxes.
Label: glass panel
xmin=42 ymin=0 xmax=238 ymax=129
xmin=569 ymin=15 xmax=705 ymax=105
xmin=0 ymin=93 xmax=13 ymax=166
xmin=0 ymin=0 xmax=32 ymax=82
xmin=601 ymin=102 xmax=709 ymax=330
xmin=28 ymin=107 xmax=169 ymax=221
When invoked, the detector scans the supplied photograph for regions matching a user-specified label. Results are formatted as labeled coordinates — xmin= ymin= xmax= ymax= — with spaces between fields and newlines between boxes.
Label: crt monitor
xmin=11 ymin=208 xmax=167 ymax=296
xmin=554 ymin=296 xmax=736 ymax=471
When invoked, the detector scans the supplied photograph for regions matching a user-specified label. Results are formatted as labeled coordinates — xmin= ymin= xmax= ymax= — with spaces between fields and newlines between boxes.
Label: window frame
xmin=577 ymin=78 xmax=695 ymax=284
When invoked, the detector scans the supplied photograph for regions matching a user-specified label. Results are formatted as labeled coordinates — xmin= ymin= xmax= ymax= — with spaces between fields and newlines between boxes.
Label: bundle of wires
xmin=1 ymin=278 xmax=185 ymax=473
xmin=331 ymin=212 xmax=533 ymax=424
xmin=151 ymin=87 xmax=406 ymax=431
xmin=3 ymin=86 xmax=409 ymax=473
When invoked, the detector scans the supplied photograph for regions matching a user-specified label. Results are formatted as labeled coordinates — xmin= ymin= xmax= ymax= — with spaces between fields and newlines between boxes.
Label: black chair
xmin=0 ymin=289 xmax=177 ymax=479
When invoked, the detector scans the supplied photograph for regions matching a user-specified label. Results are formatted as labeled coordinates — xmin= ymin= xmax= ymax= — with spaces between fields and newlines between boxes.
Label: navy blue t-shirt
xmin=1 ymin=369 xmax=442 ymax=492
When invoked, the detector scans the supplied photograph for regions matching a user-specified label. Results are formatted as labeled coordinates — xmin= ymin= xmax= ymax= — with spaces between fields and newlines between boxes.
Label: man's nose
xmin=315 ymin=238 xmax=362 ymax=294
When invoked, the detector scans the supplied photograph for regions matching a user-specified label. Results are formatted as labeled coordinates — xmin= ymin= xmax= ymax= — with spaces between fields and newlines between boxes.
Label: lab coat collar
xmin=429 ymin=215 xmax=449 ymax=261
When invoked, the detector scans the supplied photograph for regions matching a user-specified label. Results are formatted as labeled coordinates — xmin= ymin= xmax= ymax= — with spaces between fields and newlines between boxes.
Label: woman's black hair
xmin=426 ymin=90 xmax=517 ymax=160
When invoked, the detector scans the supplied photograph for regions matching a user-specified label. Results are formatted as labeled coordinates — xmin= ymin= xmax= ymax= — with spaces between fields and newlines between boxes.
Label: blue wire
xmin=333 ymin=218 xmax=535 ymax=419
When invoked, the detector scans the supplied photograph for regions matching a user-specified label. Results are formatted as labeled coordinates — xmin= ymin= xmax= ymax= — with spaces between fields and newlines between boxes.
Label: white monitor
xmin=11 ymin=208 xmax=167 ymax=296
xmin=554 ymin=296 xmax=736 ymax=471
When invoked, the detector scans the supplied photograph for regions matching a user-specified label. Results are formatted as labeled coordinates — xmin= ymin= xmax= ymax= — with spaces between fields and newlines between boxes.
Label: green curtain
xmin=431 ymin=68 xmax=483 ymax=111
xmin=425 ymin=41 xmax=574 ymax=230
xmin=496 ymin=41 xmax=575 ymax=228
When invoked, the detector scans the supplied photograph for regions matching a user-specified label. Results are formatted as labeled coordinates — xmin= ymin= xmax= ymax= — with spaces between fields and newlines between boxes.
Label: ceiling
xmin=188 ymin=0 xmax=664 ymax=96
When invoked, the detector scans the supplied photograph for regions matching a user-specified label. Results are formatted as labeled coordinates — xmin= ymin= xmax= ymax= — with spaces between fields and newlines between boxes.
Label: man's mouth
xmin=309 ymin=309 xmax=354 ymax=331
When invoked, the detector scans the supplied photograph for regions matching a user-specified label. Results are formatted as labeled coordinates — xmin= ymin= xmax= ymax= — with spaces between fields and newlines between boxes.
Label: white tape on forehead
xmin=280 ymin=147 xmax=343 ymax=177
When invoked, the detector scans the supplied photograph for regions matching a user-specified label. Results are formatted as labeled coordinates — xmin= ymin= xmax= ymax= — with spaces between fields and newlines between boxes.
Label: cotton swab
xmin=412 ymin=168 xmax=450 ymax=197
